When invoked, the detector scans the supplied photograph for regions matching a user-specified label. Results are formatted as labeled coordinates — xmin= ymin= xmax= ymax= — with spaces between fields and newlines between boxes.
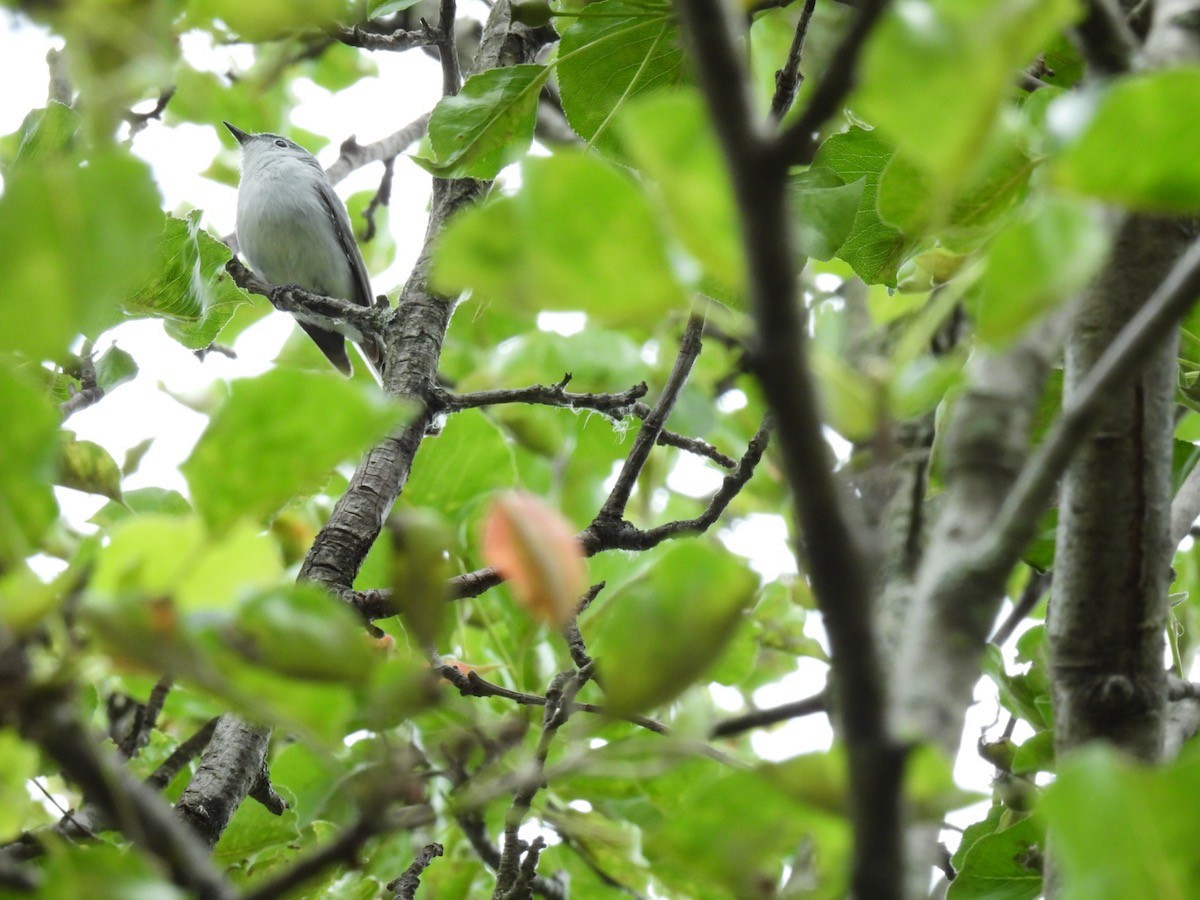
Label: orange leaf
xmin=482 ymin=491 xmax=586 ymax=628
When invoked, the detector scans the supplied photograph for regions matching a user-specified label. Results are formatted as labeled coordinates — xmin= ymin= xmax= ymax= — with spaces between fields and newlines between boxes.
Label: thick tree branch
xmin=175 ymin=715 xmax=277 ymax=847
xmin=17 ymin=685 xmax=233 ymax=900
xmin=986 ymin=233 xmax=1200 ymax=568
xmin=675 ymin=4 xmax=901 ymax=896
xmin=1074 ymin=0 xmax=1140 ymax=74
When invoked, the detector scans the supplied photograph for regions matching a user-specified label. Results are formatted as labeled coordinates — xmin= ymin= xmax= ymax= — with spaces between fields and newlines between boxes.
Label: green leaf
xmin=618 ymin=90 xmax=743 ymax=295
xmin=877 ymin=124 xmax=1036 ymax=243
xmin=589 ymin=542 xmax=757 ymax=714
xmin=788 ymin=167 xmax=865 ymax=261
xmin=404 ymin=411 xmax=516 ymax=519
xmin=948 ymin=815 xmax=1043 ymax=900
xmin=1012 ymin=730 xmax=1055 ymax=775
xmin=1053 ymin=68 xmax=1200 ymax=213
xmin=974 ymin=199 xmax=1108 ymax=346
xmin=1044 ymin=744 xmax=1200 ymax=898
xmin=812 ymin=127 xmax=913 ymax=285
xmin=94 ymin=345 xmax=138 ymax=392
xmin=189 ymin=0 xmax=347 ymax=41
xmin=182 ymin=368 xmax=409 ymax=530
xmin=124 ymin=211 xmax=251 ymax=350
xmin=38 ymin=843 xmax=185 ymax=900
xmin=0 ymin=150 xmax=162 ymax=359
xmin=557 ymin=0 xmax=686 ymax=158
xmin=90 ymin=487 xmax=191 ymax=529
xmin=0 ymin=362 xmax=60 ymax=566
xmin=414 ymin=65 xmax=550 ymax=179
xmin=857 ymin=0 xmax=1077 ymax=184
xmin=650 ymin=758 xmax=850 ymax=896
xmin=55 ymin=437 xmax=123 ymax=501
xmin=9 ymin=101 xmax=79 ymax=169
xmin=432 ymin=153 xmax=687 ymax=325
xmin=811 ymin=346 xmax=883 ymax=441
xmin=234 ymin=584 xmax=377 ymax=683
xmin=90 ymin=515 xmax=280 ymax=612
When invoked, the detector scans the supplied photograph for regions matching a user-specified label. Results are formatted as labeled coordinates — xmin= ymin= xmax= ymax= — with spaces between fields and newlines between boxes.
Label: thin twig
xmin=596 ymin=315 xmax=706 ymax=522
xmin=146 ymin=718 xmax=219 ymax=792
xmin=362 ymin=157 xmax=396 ymax=243
xmin=436 ymin=0 xmax=463 ymax=97
xmin=774 ymin=0 xmax=892 ymax=166
xmin=769 ymin=0 xmax=818 ymax=122
xmin=225 ymin=257 xmax=389 ymax=338
xmin=351 ymin=421 xmax=769 ymax=615
xmin=326 ymin=114 xmax=432 ymax=186
xmin=989 ymin=570 xmax=1052 ymax=647
xmin=710 ymin=689 xmax=828 ymax=738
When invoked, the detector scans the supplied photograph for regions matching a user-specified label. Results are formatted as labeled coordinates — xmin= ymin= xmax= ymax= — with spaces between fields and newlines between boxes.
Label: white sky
xmin=0 ymin=7 xmax=1017 ymax=868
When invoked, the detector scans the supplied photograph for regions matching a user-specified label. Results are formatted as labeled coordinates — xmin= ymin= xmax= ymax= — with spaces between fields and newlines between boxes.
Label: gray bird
xmin=225 ymin=121 xmax=383 ymax=377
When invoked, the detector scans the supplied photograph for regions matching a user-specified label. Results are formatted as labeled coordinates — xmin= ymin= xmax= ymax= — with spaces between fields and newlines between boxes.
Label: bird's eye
xmin=275 ymin=139 xmax=287 ymax=148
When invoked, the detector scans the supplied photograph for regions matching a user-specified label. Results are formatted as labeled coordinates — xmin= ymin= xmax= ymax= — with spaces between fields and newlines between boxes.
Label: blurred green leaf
xmin=619 ymin=90 xmax=744 ymax=296
xmin=8 ymin=101 xmax=79 ymax=169
xmin=650 ymin=757 xmax=850 ymax=897
xmin=1012 ymin=730 xmax=1055 ymax=776
xmin=124 ymin=211 xmax=251 ymax=350
xmin=182 ymin=368 xmax=409 ymax=530
xmin=857 ymin=0 xmax=1076 ymax=184
xmin=557 ymin=0 xmax=685 ymax=158
xmin=404 ymin=411 xmax=516 ymax=519
xmin=55 ymin=436 xmax=123 ymax=501
xmin=415 ymin=65 xmax=549 ymax=179
xmin=1044 ymin=744 xmax=1200 ymax=898
xmin=432 ymin=153 xmax=688 ymax=325
xmin=975 ymin=198 xmax=1108 ymax=346
xmin=0 ymin=150 xmax=162 ymax=359
xmin=188 ymin=0 xmax=347 ymax=41
xmin=94 ymin=345 xmax=138 ymax=392
xmin=234 ymin=583 xmax=377 ymax=683
xmin=590 ymin=541 xmax=757 ymax=714
xmin=90 ymin=487 xmax=191 ymax=528
xmin=1053 ymin=68 xmax=1200 ymax=213
xmin=0 ymin=361 xmax=60 ymax=566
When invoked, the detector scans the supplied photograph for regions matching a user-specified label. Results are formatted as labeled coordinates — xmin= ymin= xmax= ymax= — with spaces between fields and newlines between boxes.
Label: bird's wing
xmin=315 ymin=178 xmax=384 ymax=376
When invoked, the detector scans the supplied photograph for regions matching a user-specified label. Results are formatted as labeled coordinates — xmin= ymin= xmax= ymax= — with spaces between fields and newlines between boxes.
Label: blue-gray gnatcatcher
xmin=225 ymin=121 xmax=383 ymax=377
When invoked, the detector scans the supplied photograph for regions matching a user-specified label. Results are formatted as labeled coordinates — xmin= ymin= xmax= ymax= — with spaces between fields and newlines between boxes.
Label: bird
xmin=225 ymin=121 xmax=383 ymax=377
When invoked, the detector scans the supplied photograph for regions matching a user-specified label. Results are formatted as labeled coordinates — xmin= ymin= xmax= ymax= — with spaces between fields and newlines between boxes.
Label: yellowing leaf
xmin=482 ymin=492 xmax=585 ymax=627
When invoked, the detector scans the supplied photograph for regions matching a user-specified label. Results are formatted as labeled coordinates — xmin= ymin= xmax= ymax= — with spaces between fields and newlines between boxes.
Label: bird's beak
xmin=224 ymin=121 xmax=250 ymax=146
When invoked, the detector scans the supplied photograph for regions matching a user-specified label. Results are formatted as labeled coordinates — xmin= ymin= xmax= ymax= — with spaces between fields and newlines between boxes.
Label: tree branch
xmin=387 ymin=842 xmax=445 ymax=899
xmin=17 ymin=684 xmax=233 ymax=900
xmin=326 ymin=113 xmax=432 ymax=186
xmin=768 ymin=0 xmax=817 ymax=122
xmin=595 ymin=315 xmax=705 ymax=522
xmin=985 ymin=232 xmax=1200 ymax=572
xmin=676 ymin=3 xmax=901 ymax=896
xmin=710 ymin=689 xmax=828 ymax=738
xmin=225 ymin=257 xmax=390 ymax=339
xmin=774 ymin=0 xmax=892 ymax=166
xmin=351 ymin=421 xmax=769 ymax=615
